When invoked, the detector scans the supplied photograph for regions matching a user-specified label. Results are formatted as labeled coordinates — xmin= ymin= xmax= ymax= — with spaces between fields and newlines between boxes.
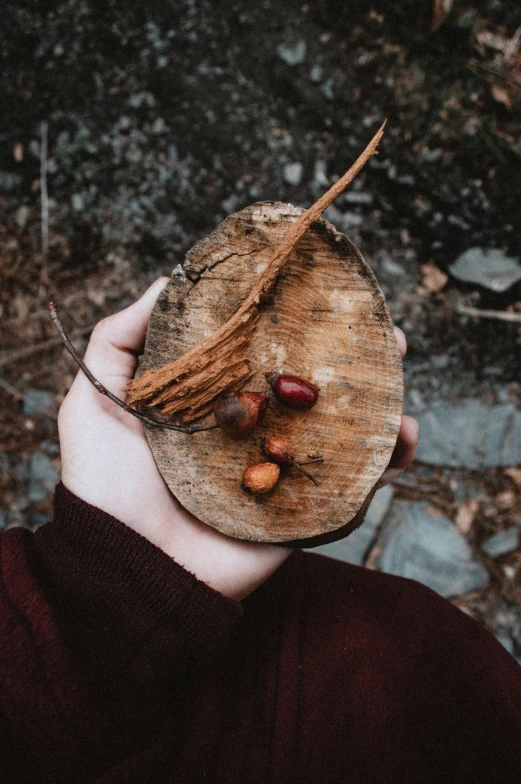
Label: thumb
xmin=80 ymin=277 xmax=169 ymax=398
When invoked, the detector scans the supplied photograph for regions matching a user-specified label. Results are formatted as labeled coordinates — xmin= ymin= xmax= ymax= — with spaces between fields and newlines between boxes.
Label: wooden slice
xmin=140 ymin=202 xmax=403 ymax=545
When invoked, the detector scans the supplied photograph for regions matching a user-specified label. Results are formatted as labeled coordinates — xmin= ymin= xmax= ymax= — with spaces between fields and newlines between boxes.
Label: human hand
xmin=377 ymin=326 xmax=418 ymax=488
xmin=58 ymin=279 xmax=292 ymax=601
xmin=58 ymin=279 xmax=416 ymax=600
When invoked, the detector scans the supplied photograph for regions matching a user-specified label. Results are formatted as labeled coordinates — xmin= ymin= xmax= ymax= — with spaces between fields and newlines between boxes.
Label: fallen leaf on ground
xmin=420 ymin=261 xmax=448 ymax=293
xmin=490 ymin=84 xmax=512 ymax=108
xmin=505 ymin=467 xmax=521 ymax=488
xmin=495 ymin=490 xmax=517 ymax=510
xmin=431 ymin=0 xmax=453 ymax=33
xmin=455 ymin=499 xmax=479 ymax=534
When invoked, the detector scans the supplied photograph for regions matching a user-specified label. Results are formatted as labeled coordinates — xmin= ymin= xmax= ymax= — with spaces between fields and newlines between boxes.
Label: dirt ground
xmin=1 ymin=0 xmax=521 ymax=641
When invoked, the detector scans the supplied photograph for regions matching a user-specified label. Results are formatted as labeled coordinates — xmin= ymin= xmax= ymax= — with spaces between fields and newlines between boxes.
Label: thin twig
xmin=468 ymin=61 xmax=521 ymax=88
xmin=48 ymin=302 xmax=219 ymax=435
xmin=0 ymin=326 xmax=95 ymax=368
xmin=40 ymin=122 xmax=49 ymax=256
xmin=293 ymin=463 xmax=319 ymax=486
xmin=456 ymin=304 xmax=521 ymax=324
xmin=0 ymin=376 xmax=56 ymax=421
xmin=297 ymin=456 xmax=324 ymax=467
xmin=291 ymin=456 xmax=324 ymax=486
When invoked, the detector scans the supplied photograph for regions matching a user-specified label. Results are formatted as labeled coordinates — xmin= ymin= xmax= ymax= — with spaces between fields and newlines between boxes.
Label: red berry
xmin=265 ymin=372 xmax=319 ymax=410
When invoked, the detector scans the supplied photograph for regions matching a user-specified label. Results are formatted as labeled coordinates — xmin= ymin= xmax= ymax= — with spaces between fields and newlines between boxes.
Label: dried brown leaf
xmin=495 ymin=490 xmax=516 ymax=510
xmin=420 ymin=261 xmax=448 ymax=293
xmin=505 ymin=467 xmax=521 ymax=488
xmin=455 ymin=499 xmax=479 ymax=534
xmin=490 ymin=83 xmax=512 ymax=108
xmin=431 ymin=0 xmax=453 ymax=34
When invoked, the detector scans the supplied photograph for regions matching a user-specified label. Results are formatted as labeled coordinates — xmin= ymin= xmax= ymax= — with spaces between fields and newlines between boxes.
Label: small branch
xmin=289 ymin=456 xmax=324 ymax=486
xmin=0 ymin=326 xmax=95 ymax=369
xmin=40 ymin=121 xmax=49 ymax=256
xmin=297 ymin=456 xmax=324 ymax=466
xmin=0 ymin=376 xmax=56 ymax=421
xmin=48 ymin=303 xmax=219 ymax=435
xmin=456 ymin=304 xmax=521 ymax=324
xmin=293 ymin=463 xmax=319 ymax=486
xmin=468 ymin=61 xmax=521 ymax=88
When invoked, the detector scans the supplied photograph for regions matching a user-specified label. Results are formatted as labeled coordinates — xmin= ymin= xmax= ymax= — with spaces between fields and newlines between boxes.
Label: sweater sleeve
xmin=0 ymin=483 xmax=243 ymax=780
xmin=31 ymin=482 xmax=244 ymax=683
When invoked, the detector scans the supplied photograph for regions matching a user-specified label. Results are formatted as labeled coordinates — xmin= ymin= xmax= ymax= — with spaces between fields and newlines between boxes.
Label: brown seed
xmin=214 ymin=391 xmax=268 ymax=439
xmin=261 ymin=437 xmax=296 ymax=465
xmin=241 ymin=462 xmax=280 ymax=494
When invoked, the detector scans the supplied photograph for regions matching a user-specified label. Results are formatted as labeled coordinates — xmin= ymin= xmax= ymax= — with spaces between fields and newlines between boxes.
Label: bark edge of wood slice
xmin=141 ymin=202 xmax=403 ymax=545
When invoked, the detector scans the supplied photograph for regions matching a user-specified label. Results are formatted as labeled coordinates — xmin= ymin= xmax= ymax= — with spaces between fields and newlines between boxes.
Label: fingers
xmin=80 ymin=277 xmax=170 ymax=397
xmin=376 ymin=414 xmax=418 ymax=489
xmin=394 ymin=326 xmax=407 ymax=358
xmin=375 ymin=327 xmax=409 ymax=486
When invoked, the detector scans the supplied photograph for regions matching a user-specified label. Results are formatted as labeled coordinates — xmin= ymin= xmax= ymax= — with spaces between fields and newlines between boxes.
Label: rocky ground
xmin=1 ymin=1 xmax=521 ymax=659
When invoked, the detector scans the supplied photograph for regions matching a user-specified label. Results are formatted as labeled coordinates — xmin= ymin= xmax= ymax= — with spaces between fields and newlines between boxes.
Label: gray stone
xmin=482 ymin=527 xmax=520 ymax=558
xmin=343 ymin=192 xmax=373 ymax=205
xmin=313 ymin=160 xmax=328 ymax=187
xmin=39 ymin=439 xmax=60 ymax=455
xmin=449 ymin=247 xmax=521 ymax=292
xmin=30 ymin=513 xmax=48 ymax=529
xmin=0 ymin=170 xmax=22 ymax=191
xmin=28 ymin=452 xmax=59 ymax=502
xmin=23 ymin=389 xmax=54 ymax=416
xmin=309 ymin=64 xmax=323 ymax=83
xmin=320 ymin=77 xmax=335 ymax=101
xmin=71 ymin=192 xmax=85 ymax=211
xmin=306 ymin=484 xmax=394 ymax=566
xmin=422 ymin=148 xmax=443 ymax=163
xmin=282 ymin=162 xmax=303 ymax=186
xmin=15 ymin=205 xmax=30 ymax=229
xmin=415 ymin=400 xmax=521 ymax=469
xmin=324 ymin=205 xmax=363 ymax=232
xmin=128 ymin=91 xmax=155 ymax=109
xmin=378 ymin=501 xmax=489 ymax=598
xmin=0 ymin=453 xmax=10 ymax=481
xmin=277 ymin=40 xmax=307 ymax=67
xmin=495 ymin=633 xmax=515 ymax=656
xmin=447 ymin=214 xmax=471 ymax=231
xmin=16 ymin=460 xmax=30 ymax=483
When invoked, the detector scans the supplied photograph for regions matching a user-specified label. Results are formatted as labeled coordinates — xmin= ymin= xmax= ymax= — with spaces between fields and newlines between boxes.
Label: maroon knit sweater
xmin=1 ymin=484 xmax=521 ymax=783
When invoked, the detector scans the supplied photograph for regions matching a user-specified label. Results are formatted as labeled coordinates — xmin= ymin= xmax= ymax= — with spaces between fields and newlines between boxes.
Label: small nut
xmin=241 ymin=462 xmax=280 ymax=494
xmin=261 ymin=437 xmax=296 ymax=465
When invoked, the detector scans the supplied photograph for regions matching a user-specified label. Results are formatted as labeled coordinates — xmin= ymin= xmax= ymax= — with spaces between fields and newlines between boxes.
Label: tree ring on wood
xmin=139 ymin=202 xmax=403 ymax=545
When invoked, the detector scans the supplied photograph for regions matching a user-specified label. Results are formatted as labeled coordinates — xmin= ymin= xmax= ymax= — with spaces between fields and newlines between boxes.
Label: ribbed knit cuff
xmin=33 ymin=483 xmax=244 ymax=682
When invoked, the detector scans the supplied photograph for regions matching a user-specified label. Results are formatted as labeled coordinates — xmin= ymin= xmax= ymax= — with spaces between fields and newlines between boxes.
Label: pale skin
xmin=59 ymin=277 xmax=418 ymax=601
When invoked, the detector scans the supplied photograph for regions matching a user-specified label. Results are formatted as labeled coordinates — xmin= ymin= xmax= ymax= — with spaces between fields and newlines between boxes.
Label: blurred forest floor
xmin=1 ymin=0 xmax=521 ymax=652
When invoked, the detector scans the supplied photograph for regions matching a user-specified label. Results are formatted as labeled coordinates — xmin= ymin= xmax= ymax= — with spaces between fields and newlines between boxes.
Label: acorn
xmin=265 ymin=372 xmax=319 ymax=410
xmin=214 ymin=391 xmax=268 ymax=440
xmin=261 ymin=436 xmax=322 ymax=485
xmin=241 ymin=462 xmax=280 ymax=494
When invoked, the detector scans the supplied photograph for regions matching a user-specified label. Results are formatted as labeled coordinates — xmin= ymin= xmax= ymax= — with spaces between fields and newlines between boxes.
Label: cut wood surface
xmin=141 ymin=202 xmax=403 ymax=544
xmin=127 ymin=123 xmax=385 ymax=421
